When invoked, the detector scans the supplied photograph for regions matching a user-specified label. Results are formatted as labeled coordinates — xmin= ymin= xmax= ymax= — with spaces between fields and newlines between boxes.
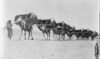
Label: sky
xmin=0 ymin=0 xmax=99 ymax=32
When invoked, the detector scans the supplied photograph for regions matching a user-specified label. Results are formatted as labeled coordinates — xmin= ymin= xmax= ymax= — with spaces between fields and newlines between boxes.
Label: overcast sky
xmin=1 ymin=0 xmax=99 ymax=32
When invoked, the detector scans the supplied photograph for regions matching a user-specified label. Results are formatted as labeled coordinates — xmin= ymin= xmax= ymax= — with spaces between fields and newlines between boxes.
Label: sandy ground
xmin=2 ymin=28 xmax=100 ymax=59
xmin=3 ymin=40 xmax=97 ymax=59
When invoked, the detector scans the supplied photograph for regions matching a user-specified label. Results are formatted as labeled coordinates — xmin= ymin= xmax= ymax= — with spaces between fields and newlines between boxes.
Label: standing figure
xmin=95 ymin=38 xmax=99 ymax=59
xmin=4 ymin=20 xmax=13 ymax=40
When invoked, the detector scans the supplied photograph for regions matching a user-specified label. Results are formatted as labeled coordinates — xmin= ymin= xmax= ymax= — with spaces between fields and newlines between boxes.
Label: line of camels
xmin=14 ymin=12 xmax=98 ymax=40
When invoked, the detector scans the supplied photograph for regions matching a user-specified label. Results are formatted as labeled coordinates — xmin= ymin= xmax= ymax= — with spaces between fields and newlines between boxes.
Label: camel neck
xmin=37 ymin=25 xmax=43 ymax=31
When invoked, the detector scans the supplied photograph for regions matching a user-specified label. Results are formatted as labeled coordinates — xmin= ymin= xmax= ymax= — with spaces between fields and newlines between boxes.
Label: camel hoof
xmin=32 ymin=38 xmax=33 ymax=40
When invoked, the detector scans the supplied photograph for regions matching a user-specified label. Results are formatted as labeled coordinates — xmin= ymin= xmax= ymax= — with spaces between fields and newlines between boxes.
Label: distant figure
xmin=4 ymin=20 xmax=13 ymax=40
xmin=95 ymin=39 xmax=99 ymax=59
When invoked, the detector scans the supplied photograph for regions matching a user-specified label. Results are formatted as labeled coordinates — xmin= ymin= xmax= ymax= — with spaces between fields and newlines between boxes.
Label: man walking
xmin=4 ymin=20 xmax=13 ymax=40
xmin=95 ymin=37 xmax=99 ymax=59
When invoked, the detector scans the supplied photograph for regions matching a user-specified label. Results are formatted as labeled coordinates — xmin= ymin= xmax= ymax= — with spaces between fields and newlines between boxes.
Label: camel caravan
xmin=5 ymin=12 xmax=99 ymax=41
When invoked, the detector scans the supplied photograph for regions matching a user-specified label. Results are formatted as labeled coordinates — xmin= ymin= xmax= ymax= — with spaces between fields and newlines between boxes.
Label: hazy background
xmin=1 ymin=0 xmax=99 ymax=32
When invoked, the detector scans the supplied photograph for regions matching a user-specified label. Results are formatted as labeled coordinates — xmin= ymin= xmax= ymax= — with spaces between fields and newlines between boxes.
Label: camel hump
xmin=29 ymin=12 xmax=38 ymax=19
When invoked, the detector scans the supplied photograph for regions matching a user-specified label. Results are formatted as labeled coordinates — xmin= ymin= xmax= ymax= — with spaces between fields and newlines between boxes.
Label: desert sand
xmin=2 ymin=28 xmax=99 ymax=59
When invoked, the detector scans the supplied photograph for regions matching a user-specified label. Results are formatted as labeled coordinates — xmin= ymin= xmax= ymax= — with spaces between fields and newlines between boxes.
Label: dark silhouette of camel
xmin=14 ymin=12 xmax=38 ymax=40
xmin=36 ymin=19 xmax=55 ymax=40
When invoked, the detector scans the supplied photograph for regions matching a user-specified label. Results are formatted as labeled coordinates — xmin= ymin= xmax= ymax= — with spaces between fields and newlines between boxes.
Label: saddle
xmin=21 ymin=13 xmax=31 ymax=20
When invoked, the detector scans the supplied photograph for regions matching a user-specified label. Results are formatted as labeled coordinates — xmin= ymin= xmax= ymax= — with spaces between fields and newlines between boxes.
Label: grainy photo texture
xmin=0 ymin=0 xmax=100 ymax=59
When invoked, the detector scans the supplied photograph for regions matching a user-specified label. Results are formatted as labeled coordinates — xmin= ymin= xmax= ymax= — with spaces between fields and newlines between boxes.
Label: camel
xmin=37 ymin=24 xmax=51 ymax=40
xmin=14 ymin=12 xmax=38 ymax=40
xmin=36 ymin=19 xmax=55 ymax=40
xmin=51 ymin=21 xmax=73 ymax=40
xmin=90 ymin=31 xmax=98 ymax=40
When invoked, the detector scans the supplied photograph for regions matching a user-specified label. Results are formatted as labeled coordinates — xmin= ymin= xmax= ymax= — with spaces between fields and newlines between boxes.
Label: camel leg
xmin=47 ymin=33 xmax=48 ymax=40
xmin=19 ymin=30 xmax=23 ymax=40
xmin=69 ymin=36 xmax=71 ymax=40
xmin=62 ymin=35 xmax=65 ymax=40
xmin=60 ymin=35 xmax=61 ymax=40
xmin=46 ymin=33 xmax=48 ymax=40
xmin=43 ymin=34 xmax=45 ymax=40
xmin=49 ymin=33 xmax=50 ymax=40
xmin=24 ymin=31 xmax=26 ymax=40
xmin=49 ymin=31 xmax=51 ymax=40
xmin=53 ymin=33 xmax=55 ymax=39
xmin=28 ymin=31 xmax=30 ymax=40
xmin=45 ymin=32 xmax=47 ymax=40
xmin=53 ymin=33 xmax=55 ymax=40
xmin=54 ymin=34 xmax=56 ymax=40
xmin=55 ymin=34 xmax=57 ymax=40
xmin=60 ymin=34 xmax=62 ymax=40
xmin=47 ymin=32 xmax=50 ymax=40
xmin=43 ymin=32 xmax=45 ymax=40
xmin=55 ymin=32 xmax=58 ymax=40
xmin=56 ymin=34 xmax=58 ymax=40
xmin=58 ymin=34 xmax=60 ymax=40
xmin=47 ymin=33 xmax=50 ymax=40
xmin=31 ymin=30 xmax=33 ymax=40
xmin=76 ymin=36 xmax=79 ymax=40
